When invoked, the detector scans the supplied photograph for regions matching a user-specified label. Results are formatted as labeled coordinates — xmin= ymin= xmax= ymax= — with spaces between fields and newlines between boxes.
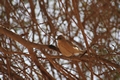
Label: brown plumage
xmin=57 ymin=35 xmax=84 ymax=57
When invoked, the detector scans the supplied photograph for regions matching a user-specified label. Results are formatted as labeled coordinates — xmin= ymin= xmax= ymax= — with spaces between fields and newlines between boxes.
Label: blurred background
xmin=0 ymin=0 xmax=120 ymax=80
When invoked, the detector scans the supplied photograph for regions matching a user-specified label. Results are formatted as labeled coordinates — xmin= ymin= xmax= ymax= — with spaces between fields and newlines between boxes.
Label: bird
xmin=57 ymin=35 xmax=84 ymax=57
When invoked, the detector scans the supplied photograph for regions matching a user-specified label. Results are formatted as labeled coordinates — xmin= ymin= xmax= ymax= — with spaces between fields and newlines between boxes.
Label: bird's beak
xmin=56 ymin=37 xmax=58 ymax=40
xmin=56 ymin=37 xmax=59 ymax=40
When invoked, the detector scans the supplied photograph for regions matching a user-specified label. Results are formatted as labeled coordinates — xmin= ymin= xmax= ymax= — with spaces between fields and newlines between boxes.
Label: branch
xmin=0 ymin=26 xmax=55 ymax=80
xmin=0 ymin=26 xmax=59 ymax=52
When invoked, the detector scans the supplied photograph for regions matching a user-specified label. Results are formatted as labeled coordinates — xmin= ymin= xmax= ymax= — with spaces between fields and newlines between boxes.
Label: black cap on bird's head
xmin=57 ymin=35 xmax=65 ymax=40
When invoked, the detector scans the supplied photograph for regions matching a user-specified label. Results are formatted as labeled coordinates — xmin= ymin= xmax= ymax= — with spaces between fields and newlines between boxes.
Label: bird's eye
xmin=58 ymin=37 xmax=62 ymax=40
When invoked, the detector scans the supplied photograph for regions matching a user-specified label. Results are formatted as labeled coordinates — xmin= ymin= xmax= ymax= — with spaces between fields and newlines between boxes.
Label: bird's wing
xmin=66 ymin=40 xmax=77 ymax=47
xmin=66 ymin=40 xmax=81 ymax=52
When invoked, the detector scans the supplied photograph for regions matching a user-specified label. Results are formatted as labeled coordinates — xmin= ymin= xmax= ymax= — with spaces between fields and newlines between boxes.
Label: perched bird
xmin=57 ymin=35 xmax=84 ymax=57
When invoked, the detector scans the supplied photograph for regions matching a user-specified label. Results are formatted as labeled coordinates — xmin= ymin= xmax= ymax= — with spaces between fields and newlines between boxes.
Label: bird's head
xmin=57 ymin=35 xmax=65 ymax=40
